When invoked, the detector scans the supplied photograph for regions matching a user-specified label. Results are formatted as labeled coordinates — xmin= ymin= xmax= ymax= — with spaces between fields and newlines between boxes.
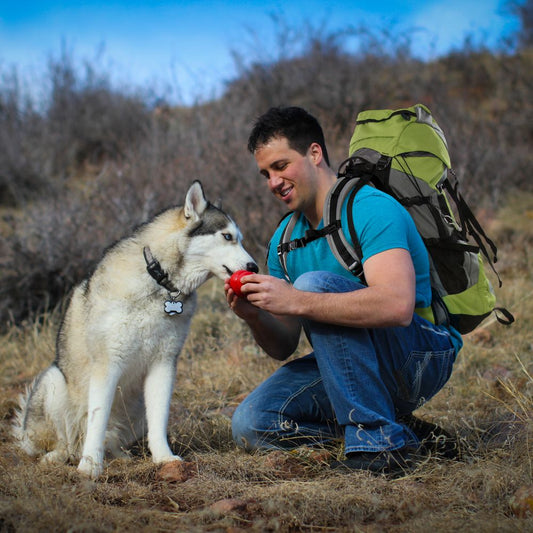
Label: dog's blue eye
xmin=222 ymin=233 xmax=232 ymax=241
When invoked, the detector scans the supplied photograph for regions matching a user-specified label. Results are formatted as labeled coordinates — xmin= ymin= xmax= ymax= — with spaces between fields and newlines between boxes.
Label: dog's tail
xmin=12 ymin=384 xmax=43 ymax=456
xmin=12 ymin=367 xmax=65 ymax=457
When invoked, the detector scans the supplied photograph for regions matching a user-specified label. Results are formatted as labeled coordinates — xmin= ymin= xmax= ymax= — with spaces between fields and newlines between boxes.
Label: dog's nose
xmin=247 ymin=262 xmax=259 ymax=273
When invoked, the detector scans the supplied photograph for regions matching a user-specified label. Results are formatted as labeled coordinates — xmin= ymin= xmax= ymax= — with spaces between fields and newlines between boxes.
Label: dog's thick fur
xmin=12 ymin=181 xmax=257 ymax=478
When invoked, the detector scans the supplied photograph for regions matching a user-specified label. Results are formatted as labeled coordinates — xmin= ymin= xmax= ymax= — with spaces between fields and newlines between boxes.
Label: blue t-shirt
xmin=267 ymin=185 xmax=463 ymax=352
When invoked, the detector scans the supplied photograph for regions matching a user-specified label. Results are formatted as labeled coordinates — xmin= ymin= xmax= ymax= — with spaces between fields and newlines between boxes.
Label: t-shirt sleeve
xmin=354 ymin=192 xmax=412 ymax=264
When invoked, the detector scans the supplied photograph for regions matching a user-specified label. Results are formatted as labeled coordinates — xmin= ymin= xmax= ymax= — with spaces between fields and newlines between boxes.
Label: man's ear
xmin=309 ymin=142 xmax=323 ymax=165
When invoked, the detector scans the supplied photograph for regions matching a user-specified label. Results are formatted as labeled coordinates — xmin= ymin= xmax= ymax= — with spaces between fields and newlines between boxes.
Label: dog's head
xmin=182 ymin=181 xmax=258 ymax=281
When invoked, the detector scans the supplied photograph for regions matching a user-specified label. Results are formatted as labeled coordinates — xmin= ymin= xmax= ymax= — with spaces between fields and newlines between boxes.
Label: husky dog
xmin=13 ymin=181 xmax=257 ymax=478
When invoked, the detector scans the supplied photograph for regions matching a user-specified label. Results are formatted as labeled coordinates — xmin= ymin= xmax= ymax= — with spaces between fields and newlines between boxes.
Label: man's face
xmin=254 ymin=136 xmax=318 ymax=214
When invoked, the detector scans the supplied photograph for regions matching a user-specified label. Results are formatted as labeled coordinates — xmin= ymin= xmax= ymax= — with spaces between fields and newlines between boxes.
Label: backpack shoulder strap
xmin=277 ymin=212 xmax=340 ymax=280
xmin=276 ymin=211 xmax=298 ymax=279
xmin=324 ymin=158 xmax=382 ymax=278
xmin=323 ymin=176 xmax=363 ymax=277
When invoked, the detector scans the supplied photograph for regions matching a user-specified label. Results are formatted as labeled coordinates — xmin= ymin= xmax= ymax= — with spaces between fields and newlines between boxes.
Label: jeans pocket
xmin=395 ymin=349 xmax=455 ymax=407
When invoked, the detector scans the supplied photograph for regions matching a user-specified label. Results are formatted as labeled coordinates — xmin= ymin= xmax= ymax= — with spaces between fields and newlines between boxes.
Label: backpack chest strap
xmin=277 ymin=221 xmax=340 ymax=256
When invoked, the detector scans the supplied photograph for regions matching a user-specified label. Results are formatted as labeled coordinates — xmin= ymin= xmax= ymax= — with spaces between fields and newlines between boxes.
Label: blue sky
xmin=0 ymin=1 xmax=519 ymax=105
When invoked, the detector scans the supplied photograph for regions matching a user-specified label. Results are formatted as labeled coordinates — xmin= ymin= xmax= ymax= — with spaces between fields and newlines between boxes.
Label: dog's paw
xmin=77 ymin=456 xmax=103 ymax=478
xmin=153 ymin=454 xmax=183 ymax=465
xmin=40 ymin=448 xmax=69 ymax=465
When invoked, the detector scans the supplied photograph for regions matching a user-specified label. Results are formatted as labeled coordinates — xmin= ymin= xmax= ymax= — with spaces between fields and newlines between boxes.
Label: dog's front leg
xmin=78 ymin=364 xmax=122 ymax=478
xmin=144 ymin=360 xmax=182 ymax=464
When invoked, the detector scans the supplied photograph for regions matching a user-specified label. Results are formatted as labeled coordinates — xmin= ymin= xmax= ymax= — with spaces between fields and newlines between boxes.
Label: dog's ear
xmin=213 ymin=197 xmax=222 ymax=209
xmin=184 ymin=181 xmax=208 ymax=220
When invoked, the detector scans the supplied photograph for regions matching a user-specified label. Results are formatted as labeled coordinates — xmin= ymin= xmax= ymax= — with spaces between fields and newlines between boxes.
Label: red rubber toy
xmin=229 ymin=270 xmax=253 ymax=297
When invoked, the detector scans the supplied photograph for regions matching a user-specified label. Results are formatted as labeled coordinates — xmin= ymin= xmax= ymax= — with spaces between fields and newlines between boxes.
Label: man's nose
xmin=268 ymin=172 xmax=283 ymax=191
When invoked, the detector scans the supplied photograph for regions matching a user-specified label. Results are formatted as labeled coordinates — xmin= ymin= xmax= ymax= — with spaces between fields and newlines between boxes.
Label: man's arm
xmin=238 ymin=248 xmax=416 ymax=329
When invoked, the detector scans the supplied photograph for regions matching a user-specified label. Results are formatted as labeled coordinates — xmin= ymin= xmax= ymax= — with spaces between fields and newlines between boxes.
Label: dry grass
xmin=1 ymin=195 xmax=532 ymax=532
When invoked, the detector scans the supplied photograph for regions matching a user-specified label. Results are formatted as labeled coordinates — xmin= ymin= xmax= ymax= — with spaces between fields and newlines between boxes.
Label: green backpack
xmin=277 ymin=103 xmax=514 ymax=334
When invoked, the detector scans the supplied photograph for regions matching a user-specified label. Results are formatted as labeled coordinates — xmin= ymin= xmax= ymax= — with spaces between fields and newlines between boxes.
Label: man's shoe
xmin=330 ymin=448 xmax=414 ymax=475
xmin=399 ymin=413 xmax=459 ymax=459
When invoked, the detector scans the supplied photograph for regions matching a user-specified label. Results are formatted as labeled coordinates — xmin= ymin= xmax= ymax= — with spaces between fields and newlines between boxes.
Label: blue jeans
xmin=232 ymin=271 xmax=457 ymax=454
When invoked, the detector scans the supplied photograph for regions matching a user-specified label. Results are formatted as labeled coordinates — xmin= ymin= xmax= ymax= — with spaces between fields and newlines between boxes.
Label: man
xmin=225 ymin=106 xmax=462 ymax=474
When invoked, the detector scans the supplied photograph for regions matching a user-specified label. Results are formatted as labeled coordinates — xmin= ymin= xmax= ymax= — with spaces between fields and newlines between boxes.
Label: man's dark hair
xmin=247 ymin=106 xmax=330 ymax=166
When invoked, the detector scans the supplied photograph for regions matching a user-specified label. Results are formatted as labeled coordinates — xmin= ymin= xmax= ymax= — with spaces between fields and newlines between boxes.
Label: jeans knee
xmin=293 ymin=271 xmax=328 ymax=293
xmin=231 ymin=401 xmax=260 ymax=451
xmin=293 ymin=271 xmax=364 ymax=294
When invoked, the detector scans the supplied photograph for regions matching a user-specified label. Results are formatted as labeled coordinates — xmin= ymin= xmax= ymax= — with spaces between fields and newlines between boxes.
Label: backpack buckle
xmin=288 ymin=239 xmax=304 ymax=251
xmin=277 ymin=238 xmax=305 ymax=257
xmin=376 ymin=155 xmax=391 ymax=171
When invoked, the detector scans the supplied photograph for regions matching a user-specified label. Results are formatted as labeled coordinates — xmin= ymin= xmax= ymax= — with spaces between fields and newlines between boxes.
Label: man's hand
xmin=224 ymin=273 xmax=259 ymax=320
xmin=231 ymin=274 xmax=297 ymax=315
xmin=224 ymin=273 xmax=302 ymax=360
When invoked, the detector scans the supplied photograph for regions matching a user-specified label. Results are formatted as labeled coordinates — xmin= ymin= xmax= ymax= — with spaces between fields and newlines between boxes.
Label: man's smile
xmin=279 ymin=185 xmax=294 ymax=198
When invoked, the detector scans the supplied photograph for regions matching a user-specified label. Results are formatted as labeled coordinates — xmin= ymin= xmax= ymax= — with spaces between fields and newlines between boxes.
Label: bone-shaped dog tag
xmin=164 ymin=300 xmax=183 ymax=315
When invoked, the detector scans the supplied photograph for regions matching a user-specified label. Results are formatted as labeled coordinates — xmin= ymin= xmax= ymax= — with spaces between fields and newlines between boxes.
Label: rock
xmin=482 ymin=364 xmax=512 ymax=382
xmin=155 ymin=460 xmax=197 ymax=483
xmin=510 ymin=485 xmax=533 ymax=518
xmin=468 ymin=328 xmax=493 ymax=345
xmin=209 ymin=498 xmax=248 ymax=514
xmin=262 ymin=450 xmax=307 ymax=478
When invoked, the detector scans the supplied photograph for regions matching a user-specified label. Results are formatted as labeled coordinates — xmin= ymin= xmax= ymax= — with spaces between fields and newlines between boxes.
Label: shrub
xmin=0 ymin=25 xmax=531 ymax=326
